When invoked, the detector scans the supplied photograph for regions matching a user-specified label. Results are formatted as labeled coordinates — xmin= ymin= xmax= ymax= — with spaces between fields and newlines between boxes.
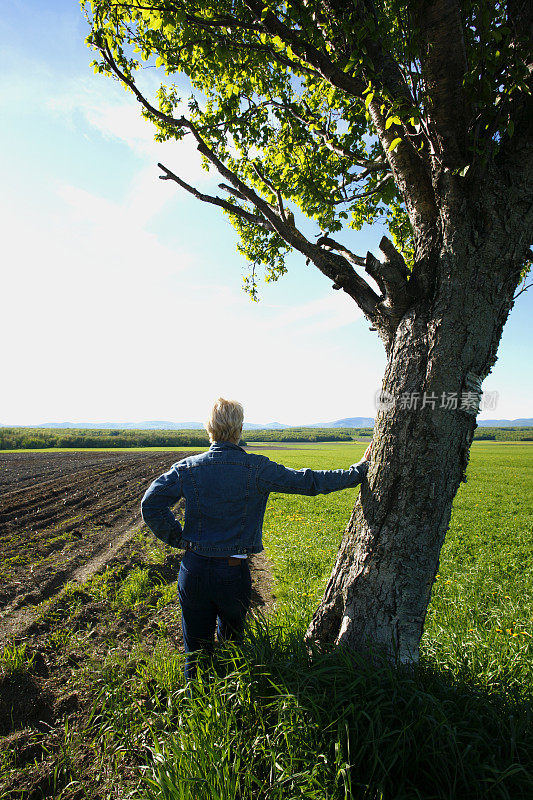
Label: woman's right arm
xmin=141 ymin=466 xmax=186 ymax=547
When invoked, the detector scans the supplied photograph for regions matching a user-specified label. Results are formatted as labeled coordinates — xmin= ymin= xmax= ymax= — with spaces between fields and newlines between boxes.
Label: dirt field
xmin=0 ymin=451 xmax=195 ymax=627
xmin=0 ymin=451 xmax=273 ymax=799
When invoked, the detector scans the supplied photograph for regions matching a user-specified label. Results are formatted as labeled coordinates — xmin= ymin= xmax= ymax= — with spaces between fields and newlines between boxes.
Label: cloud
xmin=0 ymin=41 xmax=210 ymax=189
xmin=0 ymin=178 xmax=194 ymax=332
xmin=47 ymin=78 xmax=213 ymax=188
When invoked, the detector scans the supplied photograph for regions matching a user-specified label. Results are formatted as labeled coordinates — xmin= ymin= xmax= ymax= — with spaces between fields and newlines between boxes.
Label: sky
xmin=1 ymin=0 xmax=531 ymax=427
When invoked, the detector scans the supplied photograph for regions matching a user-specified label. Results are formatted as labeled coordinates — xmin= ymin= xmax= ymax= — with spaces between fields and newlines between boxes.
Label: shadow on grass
xmin=141 ymin=614 xmax=533 ymax=800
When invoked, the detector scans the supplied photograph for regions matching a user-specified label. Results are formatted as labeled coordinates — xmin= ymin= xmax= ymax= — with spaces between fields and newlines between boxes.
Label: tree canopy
xmin=83 ymin=0 xmax=532 ymax=346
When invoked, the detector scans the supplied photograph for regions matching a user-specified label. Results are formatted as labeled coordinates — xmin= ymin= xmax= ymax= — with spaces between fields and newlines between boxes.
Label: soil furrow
xmin=0 ymin=451 xmax=195 ymax=618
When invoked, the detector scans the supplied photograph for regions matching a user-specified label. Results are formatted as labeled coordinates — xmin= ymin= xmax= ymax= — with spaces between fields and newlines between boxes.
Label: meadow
xmin=1 ymin=442 xmax=532 ymax=799
xmin=134 ymin=442 xmax=533 ymax=799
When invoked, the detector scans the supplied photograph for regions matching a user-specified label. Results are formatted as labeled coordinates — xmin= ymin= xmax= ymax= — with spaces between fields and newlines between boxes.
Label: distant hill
xmin=2 ymin=417 xmax=532 ymax=430
xmin=7 ymin=421 xmax=205 ymax=430
xmin=308 ymin=417 xmax=376 ymax=428
xmin=243 ymin=422 xmax=288 ymax=430
xmin=476 ymin=419 xmax=533 ymax=427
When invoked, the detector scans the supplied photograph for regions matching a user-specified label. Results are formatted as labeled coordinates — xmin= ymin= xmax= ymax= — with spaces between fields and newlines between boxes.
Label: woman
xmin=141 ymin=398 xmax=373 ymax=680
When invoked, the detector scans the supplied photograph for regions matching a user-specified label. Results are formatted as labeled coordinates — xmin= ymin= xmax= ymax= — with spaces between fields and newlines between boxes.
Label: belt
xmin=189 ymin=552 xmax=244 ymax=566
xmin=209 ymin=556 xmax=244 ymax=567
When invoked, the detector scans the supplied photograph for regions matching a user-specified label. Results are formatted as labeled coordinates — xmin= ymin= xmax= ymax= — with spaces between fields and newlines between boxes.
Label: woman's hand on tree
xmin=363 ymin=441 xmax=373 ymax=461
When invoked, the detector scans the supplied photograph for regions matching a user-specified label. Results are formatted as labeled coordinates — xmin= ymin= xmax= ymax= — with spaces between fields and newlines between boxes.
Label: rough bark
xmin=306 ymin=190 xmax=530 ymax=663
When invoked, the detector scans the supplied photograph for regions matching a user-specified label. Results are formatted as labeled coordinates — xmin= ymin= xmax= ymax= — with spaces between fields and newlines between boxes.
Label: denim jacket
xmin=141 ymin=441 xmax=369 ymax=557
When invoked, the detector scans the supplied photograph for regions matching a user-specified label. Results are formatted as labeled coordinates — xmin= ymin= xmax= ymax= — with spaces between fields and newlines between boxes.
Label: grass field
xmin=261 ymin=443 xmax=533 ymax=677
xmin=143 ymin=442 xmax=533 ymax=799
xmin=2 ymin=442 xmax=532 ymax=798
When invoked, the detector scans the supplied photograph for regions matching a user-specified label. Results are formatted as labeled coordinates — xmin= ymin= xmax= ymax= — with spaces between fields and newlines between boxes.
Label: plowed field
xmin=0 ymin=451 xmax=194 ymax=624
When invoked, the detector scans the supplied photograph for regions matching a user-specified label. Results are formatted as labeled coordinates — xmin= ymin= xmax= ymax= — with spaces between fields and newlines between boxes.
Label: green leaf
xmin=343 ymin=54 xmax=357 ymax=73
xmin=365 ymin=92 xmax=374 ymax=109
xmin=385 ymin=116 xmax=401 ymax=129
xmin=388 ymin=137 xmax=402 ymax=152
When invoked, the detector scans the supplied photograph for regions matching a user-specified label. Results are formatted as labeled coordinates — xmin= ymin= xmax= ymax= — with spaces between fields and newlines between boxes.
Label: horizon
xmin=2 ymin=414 xmax=532 ymax=430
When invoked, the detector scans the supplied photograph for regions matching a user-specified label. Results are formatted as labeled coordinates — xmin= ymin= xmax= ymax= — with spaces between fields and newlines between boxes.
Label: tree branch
xmin=98 ymin=6 xmax=436 ymax=249
xmin=322 ymin=0 xmax=414 ymax=104
xmin=158 ymin=164 xmax=271 ymax=229
xmin=364 ymin=237 xmax=411 ymax=322
xmin=98 ymin=38 xmax=185 ymax=129
xmin=415 ymin=0 xmax=469 ymax=167
xmin=513 ymin=281 xmax=533 ymax=299
xmin=218 ymin=182 xmax=248 ymax=202
xmin=157 ymin=113 xmax=385 ymax=325
xmin=333 ymin=173 xmax=394 ymax=203
xmin=315 ymin=236 xmax=366 ymax=267
xmin=251 ymin=163 xmax=287 ymax=222
xmin=379 ymin=235 xmax=410 ymax=278
xmin=367 ymin=99 xmax=437 ymax=238
xmin=243 ymin=0 xmax=367 ymax=96
xmin=95 ymin=15 xmax=402 ymax=345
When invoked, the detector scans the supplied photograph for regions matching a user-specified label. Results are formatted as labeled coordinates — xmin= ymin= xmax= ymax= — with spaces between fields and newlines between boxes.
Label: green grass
xmin=139 ymin=442 xmax=532 ymax=799
xmin=0 ymin=642 xmax=35 ymax=678
xmin=259 ymin=444 xmax=533 ymax=687
xmin=18 ymin=442 xmax=531 ymax=799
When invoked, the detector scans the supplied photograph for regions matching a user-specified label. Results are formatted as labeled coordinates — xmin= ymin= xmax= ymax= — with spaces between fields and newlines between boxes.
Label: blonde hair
xmin=205 ymin=397 xmax=244 ymax=444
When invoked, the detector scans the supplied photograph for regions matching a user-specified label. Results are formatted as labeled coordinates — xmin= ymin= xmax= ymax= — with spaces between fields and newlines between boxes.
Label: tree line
xmin=0 ymin=426 xmax=530 ymax=450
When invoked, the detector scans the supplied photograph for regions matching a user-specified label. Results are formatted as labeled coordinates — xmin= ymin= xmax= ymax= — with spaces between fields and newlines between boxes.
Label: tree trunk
xmin=306 ymin=218 xmax=525 ymax=663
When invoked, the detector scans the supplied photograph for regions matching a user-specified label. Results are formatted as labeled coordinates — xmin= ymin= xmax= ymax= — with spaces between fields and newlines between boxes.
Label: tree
xmin=83 ymin=0 xmax=532 ymax=663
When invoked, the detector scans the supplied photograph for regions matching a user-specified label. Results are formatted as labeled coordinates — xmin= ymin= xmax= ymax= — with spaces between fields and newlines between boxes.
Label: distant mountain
xmin=476 ymin=419 xmax=533 ymax=427
xmin=2 ymin=418 xmax=532 ymax=430
xmin=310 ymin=417 xmax=376 ymax=428
xmin=243 ymin=422 xmax=288 ymax=430
xmin=15 ymin=421 xmax=205 ymax=430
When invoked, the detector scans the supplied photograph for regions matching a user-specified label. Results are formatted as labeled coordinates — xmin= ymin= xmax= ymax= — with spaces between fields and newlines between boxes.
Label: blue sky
xmin=1 ymin=0 xmax=531 ymax=426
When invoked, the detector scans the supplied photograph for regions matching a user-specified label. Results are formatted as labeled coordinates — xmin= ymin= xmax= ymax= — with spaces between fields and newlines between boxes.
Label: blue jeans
xmin=177 ymin=550 xmax=252 ymax=680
